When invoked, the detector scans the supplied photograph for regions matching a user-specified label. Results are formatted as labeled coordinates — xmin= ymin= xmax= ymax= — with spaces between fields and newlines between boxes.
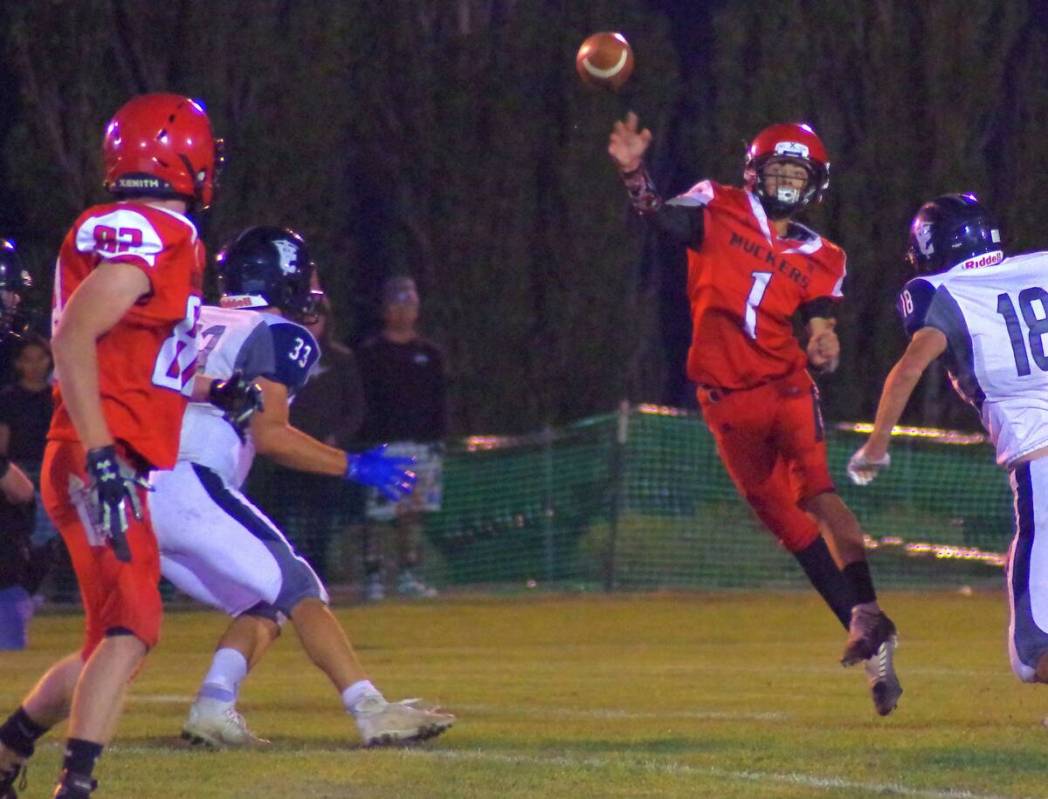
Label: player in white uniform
xmin=149 ymin=226 xmax=454 ymax=747
xmin=849 ymin=193 xmax=1048 ymax=687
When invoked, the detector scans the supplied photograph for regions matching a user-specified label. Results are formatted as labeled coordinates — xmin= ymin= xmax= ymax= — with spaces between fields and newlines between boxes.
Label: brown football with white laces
xmin=575 ymin=32 xmax=634 ymax=91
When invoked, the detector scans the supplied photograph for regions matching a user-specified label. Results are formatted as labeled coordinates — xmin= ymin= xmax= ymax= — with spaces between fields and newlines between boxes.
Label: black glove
xmin=209 ymin=370 xmax=264 ymax=434
xmin=85 ymin=446 xmax=148 ymax=563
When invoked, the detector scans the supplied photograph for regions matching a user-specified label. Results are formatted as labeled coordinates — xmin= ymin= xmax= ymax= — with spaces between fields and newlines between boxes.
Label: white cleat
xmin=354 ymin=695 xmax=455 ymax=746
xmin=864 ymin=634 xmax=903 ymax=717
xmin=396 ymin=570 xmax=438 ymax=599
xmin=181 ymin=700 xmax=270 ymax=748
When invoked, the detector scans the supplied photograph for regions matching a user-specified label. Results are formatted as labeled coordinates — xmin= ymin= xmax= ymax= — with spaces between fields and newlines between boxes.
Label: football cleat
xmin=841 ymin=607 xmax=897 ymax=666
xmin=51 ymin=769 xmax=96 ymax=798
xmin=864 ymin=636 xmax=902 ymax=716
xmin=181 ymin=701 xmax=270 ymax=749
xmin=0 ymin=762 xmax=25 ymax=799
xmin=353 ymin=695 xmax=454 ymax=746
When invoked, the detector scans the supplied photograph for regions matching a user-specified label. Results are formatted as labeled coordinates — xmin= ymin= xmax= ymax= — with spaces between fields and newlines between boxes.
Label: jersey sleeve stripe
xmin=667 ymin=179 xmax=715 ymax=207
xmin=830 ymin=253 xmax=846 ymax=298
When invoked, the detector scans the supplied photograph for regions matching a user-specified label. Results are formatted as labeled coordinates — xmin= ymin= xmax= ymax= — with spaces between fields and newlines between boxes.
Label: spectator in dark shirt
xmin=356 ymin=276 xmax=447 ymax=600
xmin=0 ymin=334 xmax=56 ymax=648
xmin=0 ymin=334 xmax=53 ymax=466
xmin=0 ymin=334 xmax=61 ymax=598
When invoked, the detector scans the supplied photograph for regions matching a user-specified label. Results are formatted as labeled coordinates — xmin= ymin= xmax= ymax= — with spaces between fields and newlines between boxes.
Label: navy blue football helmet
xmin=0 ymin=239 xmax=33 ymax=339
xmin=905 ymin=193 xmax=1003 ymax=275
xmin=216 ymin=226 xmax=322 ymax=321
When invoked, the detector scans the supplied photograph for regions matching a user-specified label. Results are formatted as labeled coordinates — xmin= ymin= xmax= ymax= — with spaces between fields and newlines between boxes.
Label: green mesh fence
xmin=414 ymin=406 xmax=1012 ymax=591
xmin=245 ymin=406 xmax=1014 ymax=593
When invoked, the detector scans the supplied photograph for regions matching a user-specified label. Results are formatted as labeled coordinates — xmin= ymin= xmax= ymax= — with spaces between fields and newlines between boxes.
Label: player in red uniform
xmin=608 ymin=113 xmax=902 ymax=715
xmin=0 ymin=93 xmax=244 ymax=799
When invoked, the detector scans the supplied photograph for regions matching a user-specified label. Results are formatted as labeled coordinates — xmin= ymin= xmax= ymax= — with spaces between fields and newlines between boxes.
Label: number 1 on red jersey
xmin=744 ymin=272 xmax=773 ymax=339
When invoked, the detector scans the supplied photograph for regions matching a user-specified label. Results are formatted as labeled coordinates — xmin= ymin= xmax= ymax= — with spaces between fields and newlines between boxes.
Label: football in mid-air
xmin=575 ymin=32 xmax=634 ymax=91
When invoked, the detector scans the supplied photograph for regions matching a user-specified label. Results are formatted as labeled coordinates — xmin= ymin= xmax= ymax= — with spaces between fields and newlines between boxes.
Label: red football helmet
xmin=103 ymin=93 xmax=223 ymax=209
xmin=743 ymin=122 xmax=830 ymax=218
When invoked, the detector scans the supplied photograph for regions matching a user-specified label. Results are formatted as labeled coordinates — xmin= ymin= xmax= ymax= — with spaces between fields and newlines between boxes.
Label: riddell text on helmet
xmin=960 ymin=250 xmax=1004 ymax=269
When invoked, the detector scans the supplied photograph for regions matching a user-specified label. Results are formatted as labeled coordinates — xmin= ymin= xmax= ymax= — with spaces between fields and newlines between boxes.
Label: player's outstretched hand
xmin=209 ymin=370 xmax=264 ymax=433
xmin=85 ymin=445 xmax=149 ymax=562
xmin=345 ymin=444 xmax=417 ymax=501
xmin=608 ymin=111 xmax=652 ymax=173
xmin=847 ymin=446 xmax=891 ymax=486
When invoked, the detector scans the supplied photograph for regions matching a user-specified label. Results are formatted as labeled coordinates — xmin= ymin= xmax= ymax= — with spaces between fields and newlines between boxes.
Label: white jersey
xmin=899 ymin=250 xmax=1048 ymax=466
xmin=179 ymin=305 xmax=320 ymax=486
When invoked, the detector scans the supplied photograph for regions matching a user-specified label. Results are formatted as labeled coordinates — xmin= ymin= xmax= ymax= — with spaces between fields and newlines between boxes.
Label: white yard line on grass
xmin=92 ymin=741 xmax=1034 ymax=799
xmin=401 ymin=749 xmax=1035 ymax=799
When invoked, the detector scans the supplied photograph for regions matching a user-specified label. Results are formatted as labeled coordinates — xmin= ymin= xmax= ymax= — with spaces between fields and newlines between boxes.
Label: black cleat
xmin=52 ymin=769 xmax=96 ymax=799
xmin=842 ymin=608 xmax=897 ymax=667
xmin=0 ymin=763 xmax=25 ymax=799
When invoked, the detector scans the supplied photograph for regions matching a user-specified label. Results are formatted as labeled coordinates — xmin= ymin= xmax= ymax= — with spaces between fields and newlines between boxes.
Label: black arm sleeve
xmin=798 ymin=297 xmax=840 ymax=324
xmin=620 ymin=165 xmax=704 ymax=248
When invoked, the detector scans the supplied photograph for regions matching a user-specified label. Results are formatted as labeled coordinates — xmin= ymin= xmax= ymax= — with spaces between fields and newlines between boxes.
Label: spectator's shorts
xmin=365 ymin=441 xmax=444 ymax=522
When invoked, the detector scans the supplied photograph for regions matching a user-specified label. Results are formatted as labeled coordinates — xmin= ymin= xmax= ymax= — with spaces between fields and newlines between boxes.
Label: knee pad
xmin=242 ymin=602 xmax=287 ymax=630
xmin=273 ymin=557 xmax=327 ymax=616
xmin=1010 ymin=656 xmax=1038 ymax=684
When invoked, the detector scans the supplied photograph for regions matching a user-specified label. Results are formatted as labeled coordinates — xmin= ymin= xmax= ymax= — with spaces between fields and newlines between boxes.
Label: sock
xmin=0 ymin=706 xmax=49 ymax=758
xmin=342 ymin=680 xmax=383 ymax=714
xmin=792 ymin=538 xmax=855 ymax=629
xmin=61 ymin=738 xmax=103 ymax=777
xmin=197 ymin=648 xmax=248 ymax=705
xmin=842 ymin=561 xmax=878 ymax=606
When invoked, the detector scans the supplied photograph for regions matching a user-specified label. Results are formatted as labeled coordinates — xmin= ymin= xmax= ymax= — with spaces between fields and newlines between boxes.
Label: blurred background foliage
xmin=1 ymin=0 xmax=1045 ymax=433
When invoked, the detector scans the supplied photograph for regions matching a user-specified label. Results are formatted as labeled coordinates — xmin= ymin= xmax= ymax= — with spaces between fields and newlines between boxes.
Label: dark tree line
xmin=2 ymin=1 xmax=1045 ymax=433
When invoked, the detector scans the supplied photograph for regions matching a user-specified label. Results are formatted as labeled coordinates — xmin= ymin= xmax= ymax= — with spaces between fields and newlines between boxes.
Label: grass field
xmin=1 ymin=591 xmax=1046 ymax=798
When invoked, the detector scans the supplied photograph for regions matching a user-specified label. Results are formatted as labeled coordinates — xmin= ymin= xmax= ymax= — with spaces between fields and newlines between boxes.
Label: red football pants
xmin=697 ymin=370 xmax=835 ymax=552
xmin=40 ymin=440 xmax=162 ymax=659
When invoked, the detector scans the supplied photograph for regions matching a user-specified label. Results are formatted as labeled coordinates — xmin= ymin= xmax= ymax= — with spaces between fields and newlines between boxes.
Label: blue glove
xmin=345 ymin=445 xmax=416 ymax=501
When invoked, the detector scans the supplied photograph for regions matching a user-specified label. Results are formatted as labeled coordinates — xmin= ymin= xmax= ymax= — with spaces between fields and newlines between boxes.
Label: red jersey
xmin=671 ymin=180 xmax=846 ymax=390
xmin=48 ymin=202 xmax=205 ymax=469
